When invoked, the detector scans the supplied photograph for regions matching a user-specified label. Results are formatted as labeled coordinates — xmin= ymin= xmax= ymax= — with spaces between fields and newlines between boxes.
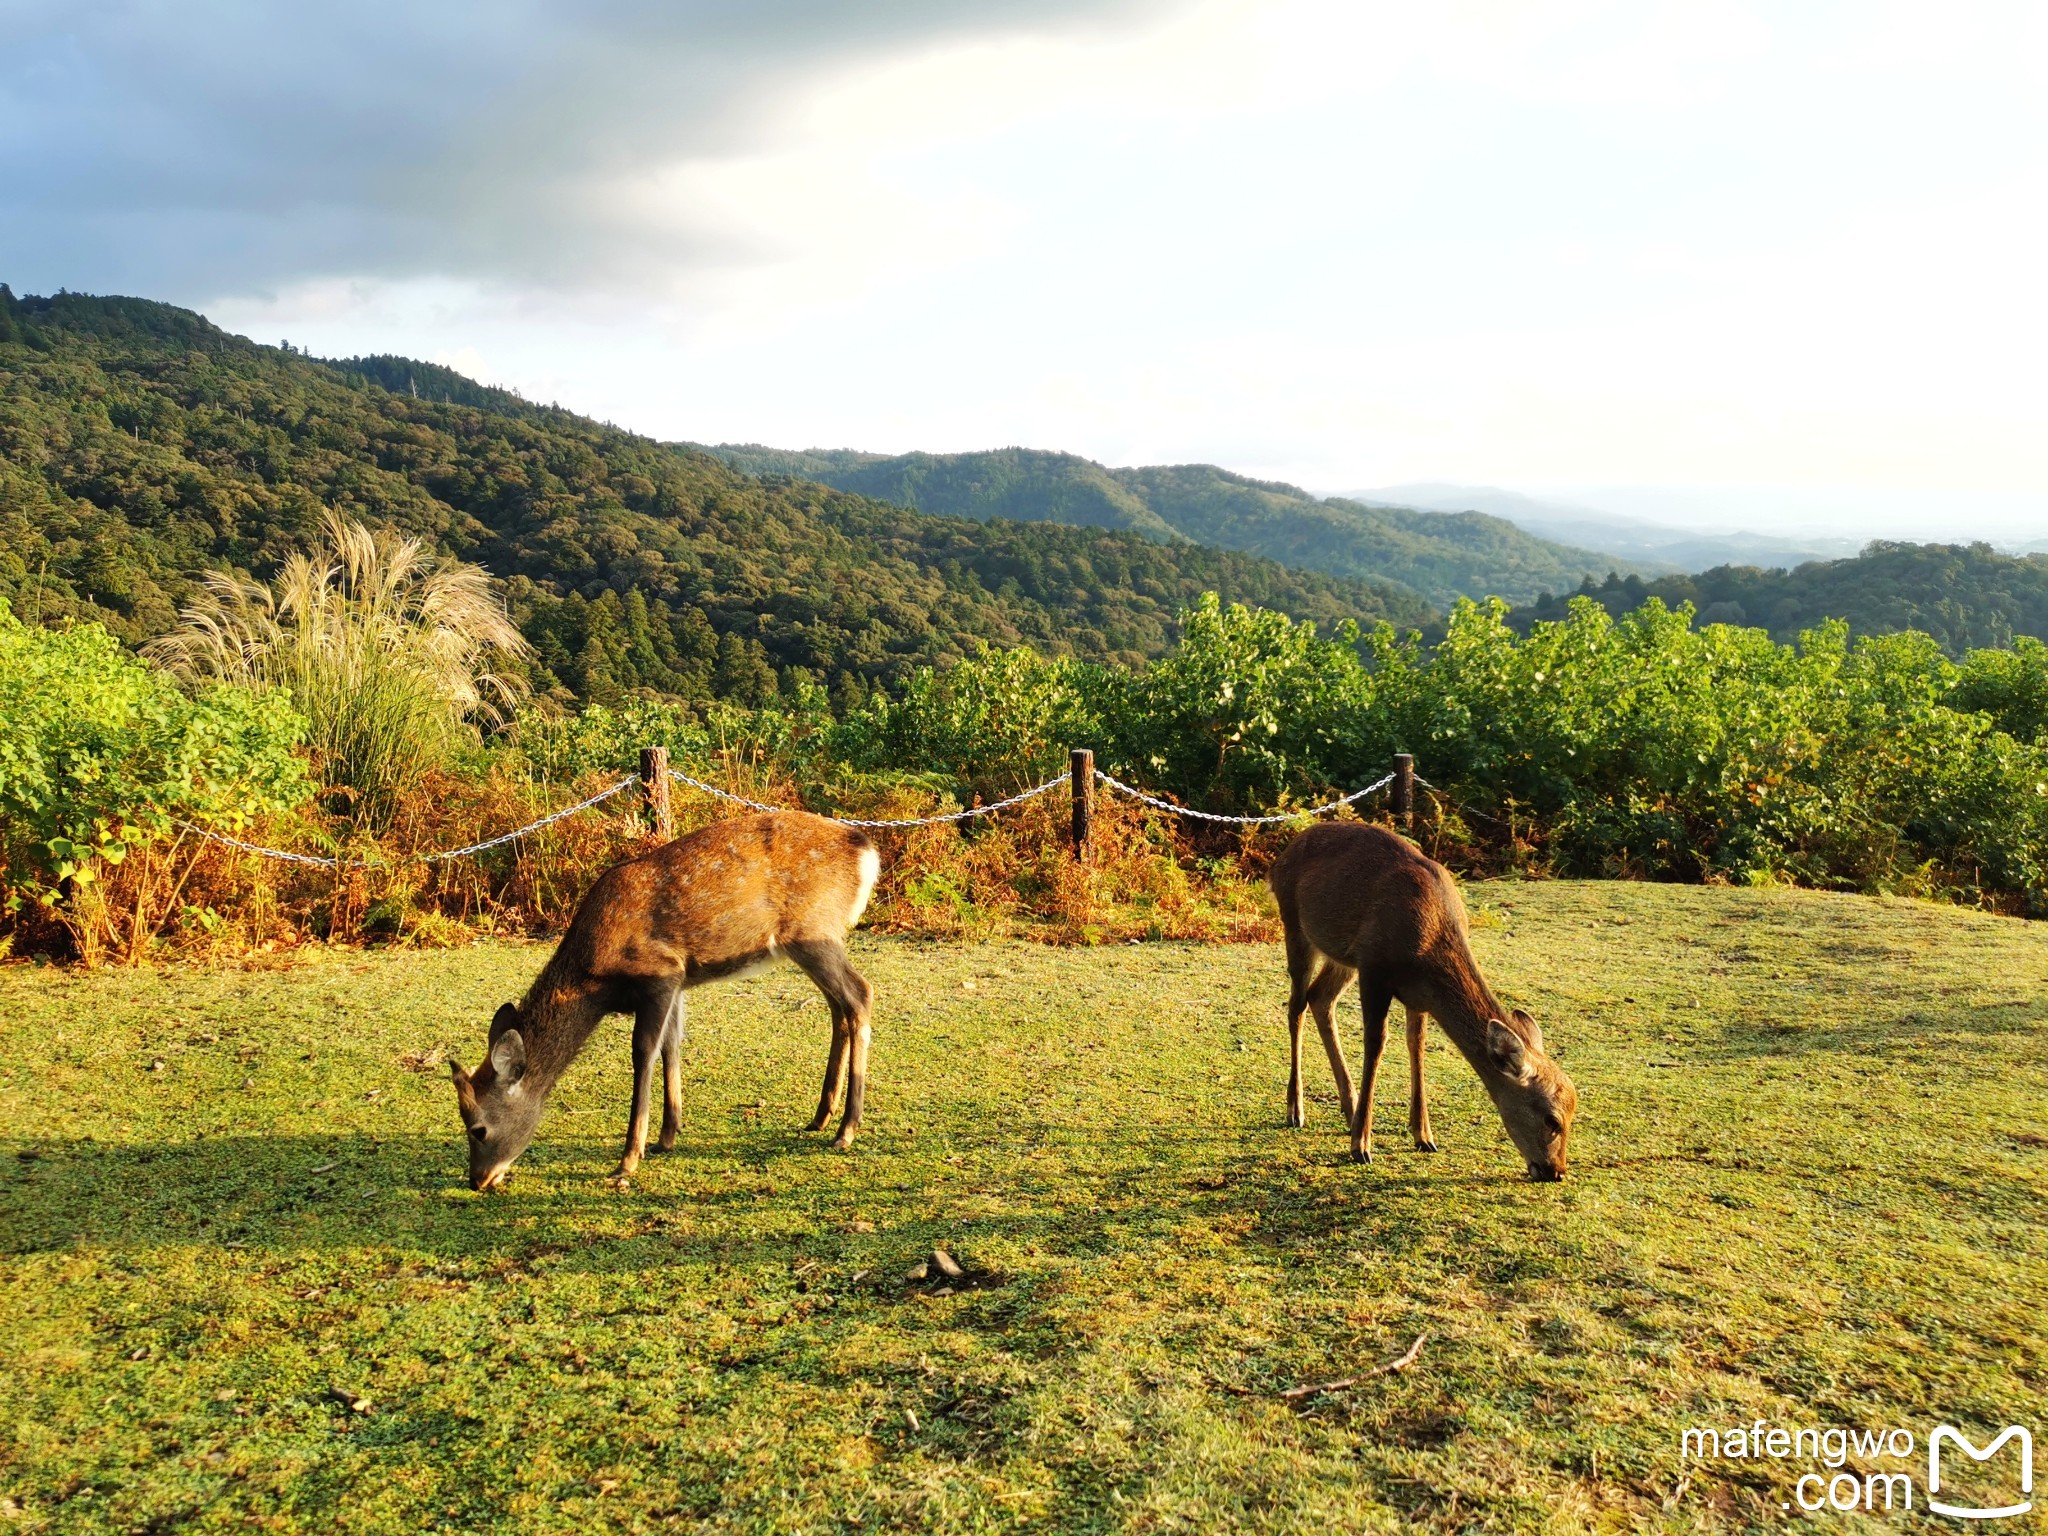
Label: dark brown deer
xmin=1267 ymin=822 xmax=1576 ymax=1178
xmin=450 ymin=812 xmax=880 ymax=1191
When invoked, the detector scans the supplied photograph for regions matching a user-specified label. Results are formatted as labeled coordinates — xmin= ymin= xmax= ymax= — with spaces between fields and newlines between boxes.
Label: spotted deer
xmin=1267 ymin=821 xmax=1577 ymax=1178
xmin=451 ymin=812 xmax=880 ymax=1191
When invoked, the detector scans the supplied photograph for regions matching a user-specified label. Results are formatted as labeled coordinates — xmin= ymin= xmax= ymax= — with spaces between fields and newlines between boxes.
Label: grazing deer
xmin=450 ymin=812 xmax=881 ymax=1191
xmin=1267 ymin=822 xmax=1576 ymax=1178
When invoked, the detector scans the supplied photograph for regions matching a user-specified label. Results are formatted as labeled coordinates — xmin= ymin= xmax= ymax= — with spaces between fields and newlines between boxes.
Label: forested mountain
xmin=0 ymin=288 xmax=1433 ymax=708
xmin=700 ymin=444 xmax=1647 ymax=608
xmin=1517 ymin=543 xmax=2048 ymax=655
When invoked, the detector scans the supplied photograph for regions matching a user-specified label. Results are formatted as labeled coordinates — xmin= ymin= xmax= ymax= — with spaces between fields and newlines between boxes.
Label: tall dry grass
xmin=144 ymin=513 xmax=530 ymax=825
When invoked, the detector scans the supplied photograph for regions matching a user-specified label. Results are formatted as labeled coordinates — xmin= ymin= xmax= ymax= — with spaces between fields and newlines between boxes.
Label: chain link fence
xmin=168 ymin=753 xmax=1455 ymax=867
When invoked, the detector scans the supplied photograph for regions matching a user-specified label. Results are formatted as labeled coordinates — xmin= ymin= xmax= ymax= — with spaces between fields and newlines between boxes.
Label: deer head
xmin=450 ymin=1004 xmax=547 ymax=1191
xmin=1481 ymin=1009 xmax=1576 ymax=1179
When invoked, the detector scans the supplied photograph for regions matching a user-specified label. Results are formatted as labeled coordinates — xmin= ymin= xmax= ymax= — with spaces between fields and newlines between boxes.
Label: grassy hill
xmin=4 ymin=882 xmax=2042 ymax=1530
xmin=703 ymin=444 xmax=1646 ymax=609
xmin=1520 ymin=542 xmax=2048 ymax=655
xmin=0 ymin=288 xmax=1432 ymax=707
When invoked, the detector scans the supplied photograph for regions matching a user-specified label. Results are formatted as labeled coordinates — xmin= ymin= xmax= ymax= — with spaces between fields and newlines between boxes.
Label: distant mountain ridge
xmin=1348 ymin=482 xmax=1863 ymax=572
xmin=699 ymin=444 xmax=1648 ymax=608
xmin=1518 ymin=543 xmax=2048 ymax=656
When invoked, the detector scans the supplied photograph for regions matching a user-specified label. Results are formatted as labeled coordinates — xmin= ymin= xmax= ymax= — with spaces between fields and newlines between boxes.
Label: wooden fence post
xmin=1070 ymin=748 xmax=1094 ymax=859
xmin=1392 ymin=753 xmax=1414 ymax=833
xmin=641 ymin=746 xmax=673 ymax=841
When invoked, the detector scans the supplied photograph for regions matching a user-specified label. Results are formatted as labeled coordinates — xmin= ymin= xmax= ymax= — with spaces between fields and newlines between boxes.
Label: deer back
xmin=1270 ymin=822 xmax=1477 ymax=984
xmin=565 ymin=811 xmax=880 ymax=985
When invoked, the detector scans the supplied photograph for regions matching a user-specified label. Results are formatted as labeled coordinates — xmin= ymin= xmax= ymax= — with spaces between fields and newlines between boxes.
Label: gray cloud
xmin=1 ymin=0 xmax=1171 ymax=299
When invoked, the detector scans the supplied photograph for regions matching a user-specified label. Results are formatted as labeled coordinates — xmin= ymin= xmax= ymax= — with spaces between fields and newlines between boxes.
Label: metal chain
xmin=1092 ymin=769 xmax=1397 ymax=824
xmin=167 ymin=822 xmax=377 ymax=870
xmin=668 ymin=768 xmax=1072 ymax=827
xmin=169 ymin=758 xmax=1424 ymax=866
xmin=172 ymin=774 xmax=642 ymax=869
xmin=418 ymin=775 xmax=643 ymax=861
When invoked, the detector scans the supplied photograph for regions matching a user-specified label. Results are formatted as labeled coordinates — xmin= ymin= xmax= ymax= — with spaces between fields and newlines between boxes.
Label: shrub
xmin=830 ymin=644 xmax=1106 ymax=800
xmin=0 ymin=601 xmax=310 ymax=960
xmin=1952 ymin=635 xmax=2048 ymax=742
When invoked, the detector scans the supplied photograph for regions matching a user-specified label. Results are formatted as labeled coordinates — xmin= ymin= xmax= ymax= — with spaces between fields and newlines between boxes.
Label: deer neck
xmin=1403 ymin=942 xmax=1510 ymax=1077
xmin=508 ymin=969 xmax=611 ymax=1093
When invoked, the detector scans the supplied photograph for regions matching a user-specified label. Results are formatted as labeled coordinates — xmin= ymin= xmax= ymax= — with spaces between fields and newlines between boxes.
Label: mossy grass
xmin=2 ymin=882 xmax=2044 ymax=1531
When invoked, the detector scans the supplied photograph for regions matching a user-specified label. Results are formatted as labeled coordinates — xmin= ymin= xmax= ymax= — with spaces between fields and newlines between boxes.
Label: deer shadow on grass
xmin=0 ymin=1114 xmax=1570 ymax=1285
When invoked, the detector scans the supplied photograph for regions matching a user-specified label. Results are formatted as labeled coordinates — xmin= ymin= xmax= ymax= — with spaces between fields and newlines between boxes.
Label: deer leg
xmin=617 ymin=986 xmax=674 ymax=1179
xmin=1406 ymin=1004 xmax=1437 ymax=1151
xmin=1307 ymin=961 xmax=1359 ymax=1126
xmin=1349 ymin=976 xmax=1394 ymax=1165
xmin=835 ymin=979 xmax=874 ymax=1151
xmin=656 ymin=993 xmax=686 ymax=1152
xmin=1286 ymin=1002 xmax=1306 ymax=1129
xmin=786 ymin=940 xmax=875 ymax=1148
xmin=1281 ymin=919 xmax=1314 ymax=1127
xmin=807 ymin=1000 xmax=851 ymax=1134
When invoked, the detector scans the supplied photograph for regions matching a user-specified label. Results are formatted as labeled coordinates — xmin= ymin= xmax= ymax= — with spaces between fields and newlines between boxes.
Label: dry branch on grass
xmin=1215 ymin=1332 xmax=1429 ymax=1401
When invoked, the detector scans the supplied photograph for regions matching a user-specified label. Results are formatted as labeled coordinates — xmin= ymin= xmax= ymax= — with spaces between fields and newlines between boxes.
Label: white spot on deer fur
xmin=848 ymin=846 xmax=880 ymax=929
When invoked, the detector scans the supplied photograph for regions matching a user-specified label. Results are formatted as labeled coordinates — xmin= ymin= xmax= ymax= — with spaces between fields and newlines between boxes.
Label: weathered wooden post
xmin=1070 ymin=748 xmax=1094 ymax=859
xmin=1392 ymin=752 xmax=1414 ymax=833
xmin=641 ymin=746 xmax=673 ymax=841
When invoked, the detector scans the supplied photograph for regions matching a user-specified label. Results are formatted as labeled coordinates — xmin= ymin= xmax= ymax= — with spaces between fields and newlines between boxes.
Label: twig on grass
xmin=1277 ymin=1333 xmax=1429 ymax=1401
xmin=1210 ymin=1332 xmax=1429 ymax=1401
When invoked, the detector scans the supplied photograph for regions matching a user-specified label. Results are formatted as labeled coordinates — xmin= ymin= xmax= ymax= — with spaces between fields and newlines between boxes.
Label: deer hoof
xmin=1351 ymin=1145 xmax=1373 ymax=1165
xmin=832 ymin=1129 xmax=859 ymax=1151
xmin=1416 ymin=1138 xmax=1439 ymax=1153
xmin=1285 ymin=1107 xmax=1305 ymax=1129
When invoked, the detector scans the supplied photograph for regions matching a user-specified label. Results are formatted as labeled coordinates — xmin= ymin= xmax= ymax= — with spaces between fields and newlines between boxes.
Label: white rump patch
xmin=848 ymin=846 xmax=880 ymax=930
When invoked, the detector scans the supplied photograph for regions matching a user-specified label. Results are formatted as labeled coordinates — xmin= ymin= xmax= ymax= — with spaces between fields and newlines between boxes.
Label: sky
xmin=5 ymin=0 xmax=2045 ymax=540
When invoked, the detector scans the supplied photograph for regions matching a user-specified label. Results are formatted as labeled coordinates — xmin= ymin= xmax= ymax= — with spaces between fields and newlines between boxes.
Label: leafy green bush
xmin=1348 ymin=599 xmax=2048 ymax=905
xmin=832 ymin=645 xmax=1106 ymax=800
xmin=1952 ymin=635 xmax=2048 ymax=742
xmin=806 ymin=592 xmax=2048 ymax=910
xmin=0 ymin=601 xmax=310 ymax=923
xmin=510 ymin=684 xmax=845 ymax=787
xmin=1108 ymin=594 xmax=1374 ymax=811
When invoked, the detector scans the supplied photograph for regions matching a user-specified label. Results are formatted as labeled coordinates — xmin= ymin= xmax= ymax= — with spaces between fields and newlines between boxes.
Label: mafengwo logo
xmin=1928 ymin=1426 xmax=2032 ymax=1521
xmin=1677 ymin=1420 xmax=2033 ymax=1517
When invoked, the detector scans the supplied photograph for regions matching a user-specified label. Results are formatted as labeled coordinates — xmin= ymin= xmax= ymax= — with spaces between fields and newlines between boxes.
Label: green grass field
xmin=2 ymin=881 xmax=2045 ymax=1533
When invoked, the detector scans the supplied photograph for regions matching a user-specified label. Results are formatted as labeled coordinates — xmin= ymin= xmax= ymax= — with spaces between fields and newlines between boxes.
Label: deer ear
xmin=490 ymin=1029 xmax=527 ymax=1085
xmin=492 ymin=1002 xmax=519 ymax=1034
xmin=1510 ymin=1007 xmax=1544 ymax=1054
xmin=1484 ymin=1018 xmax=1532 ymax=1082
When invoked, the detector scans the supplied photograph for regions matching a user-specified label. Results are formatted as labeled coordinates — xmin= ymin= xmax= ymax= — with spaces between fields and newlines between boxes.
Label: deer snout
xmin=1527 ymin=1158 xmax=1566 ymax=1182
